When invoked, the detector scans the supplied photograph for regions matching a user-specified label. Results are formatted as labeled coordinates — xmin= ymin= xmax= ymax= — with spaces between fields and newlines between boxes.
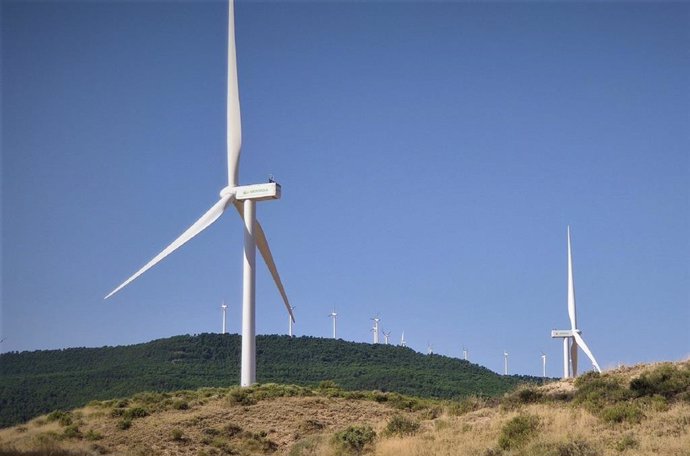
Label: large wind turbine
xmin=503 ymin=351 xmax=509 ymax=375
xmin=288 ymin=306 xmax=296 ymax=337
xmin=382 ymin=330 xmax=391 ymax=345
xmin=371 ymin=316 xmax=380 ymax=344
xmin=105 ymin=0 xmax=294 ymax=387
xmin=551 ymin=227 xmax=602 ymax=379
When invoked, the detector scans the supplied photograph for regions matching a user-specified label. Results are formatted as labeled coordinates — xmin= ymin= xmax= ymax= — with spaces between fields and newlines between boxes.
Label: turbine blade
xmin=226 ymin=0 xmax=241 ymax=187
xmin=572 ymin=332 xmax=602 ymax=373
xmin=567 ymin=226 xmax=577 ymax=330
xmin=234 ymin=202 xmax=295 ymax=322
xmin=105 ymin=194 xmax=235 ymax=299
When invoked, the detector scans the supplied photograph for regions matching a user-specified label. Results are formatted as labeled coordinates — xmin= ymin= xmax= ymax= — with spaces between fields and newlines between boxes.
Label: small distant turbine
xmin=427 ymin=343 xmax=433 ymax=355
xmin=371 ymin=316 xmax=381 ymax=344
xmin=504 ymin=351 xmax=509 ymax=375
xmin=382 ymin=330 xmax=391 ymax=345
xmin=400 ymin=331 xmax=407 ymax=347
xmin=288 ymin=305 xmax=296 ymax=337
xmin=221 ymin=301 xmax=228 ymax=334
xmin=541 ymin=352 xmax=547 ymax=378
xmin=328 ymin=308 xmax=337 ymax=339
xmin=462 ymin=346 xmax=468 ymax=361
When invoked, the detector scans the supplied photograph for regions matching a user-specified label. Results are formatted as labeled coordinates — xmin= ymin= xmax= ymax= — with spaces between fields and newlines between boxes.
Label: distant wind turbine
xmin=541 ymin=352 xmax=547 ymax=378
xmin=328 ymin=308 xmax=337 ymax=339
xmin=504 ymin=351 xmax=509 ymax=375
xmin=383 ymin=330 xmax=391 ymax=345
xmin=371 ymin=316 xmax=381 ymax=344
xmin=427 ymin=343 xmax=433 ymax=355
xmin=551 ymin=226 xmax=602 ymax=379
xmin=104 ymin=0 xmax=294 ymax=388
xmin=221 ymin=301 xmax=228 ymax=335
xmin=400 ymin=331 xmax=407 ymax=347
xmin=462 ymin=346 xmax=468 ymax=361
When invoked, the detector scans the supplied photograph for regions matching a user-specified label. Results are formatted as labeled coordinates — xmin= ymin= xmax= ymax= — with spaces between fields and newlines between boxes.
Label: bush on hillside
xmin=629 ymin=364 xmax=690 ymax=400
xmin=333 ymin=425 xmax=376 ymax=455
xmin=384 ymin=415 xmax=420 ymax=437
xmin=497 ymin=414 xmax=540 ymax=450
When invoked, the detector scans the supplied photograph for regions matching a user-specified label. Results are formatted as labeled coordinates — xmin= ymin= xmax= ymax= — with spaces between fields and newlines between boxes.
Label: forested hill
xmin=0 ymin=334 xmax=539 ymax=427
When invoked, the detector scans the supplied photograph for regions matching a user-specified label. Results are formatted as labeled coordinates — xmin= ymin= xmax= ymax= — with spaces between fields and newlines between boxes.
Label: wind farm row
xmin=105 ymin=0 xmax=602 ymax=386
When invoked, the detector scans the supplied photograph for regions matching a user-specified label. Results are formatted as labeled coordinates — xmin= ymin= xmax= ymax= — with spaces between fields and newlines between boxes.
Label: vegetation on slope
xmin=0 ymin=334 xmax=537 ymax=427
xmin=0 ymin=361 xmax=687 ymax=456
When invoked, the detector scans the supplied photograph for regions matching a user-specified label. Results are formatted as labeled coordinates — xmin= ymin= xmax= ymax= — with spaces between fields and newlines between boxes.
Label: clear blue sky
xmin=2 ymin=1 xmax=688 ymax=378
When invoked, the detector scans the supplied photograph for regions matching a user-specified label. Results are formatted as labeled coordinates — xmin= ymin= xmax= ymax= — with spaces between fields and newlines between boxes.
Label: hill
xmin=0 ymin=334 xmax=538 ymax=427
xmin=0 ymin=360 xmax=687 ymax=456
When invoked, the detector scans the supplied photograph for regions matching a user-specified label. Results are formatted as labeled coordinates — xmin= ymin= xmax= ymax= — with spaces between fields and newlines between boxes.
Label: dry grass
xmin=1 ymin=362 xmax=688 ymax=456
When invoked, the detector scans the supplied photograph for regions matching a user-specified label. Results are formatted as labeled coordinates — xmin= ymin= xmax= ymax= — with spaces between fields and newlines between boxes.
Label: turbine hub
xmin=219 ymin=186 xmax=236 ymax=198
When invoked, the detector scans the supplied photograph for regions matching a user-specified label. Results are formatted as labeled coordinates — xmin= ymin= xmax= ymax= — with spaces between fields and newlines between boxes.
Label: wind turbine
xmin=427 ymin=343 xmax=433 ymax=355
xmin=288 ymin=306 xmax=296 ymax=337
xmin=462 ymin=346 xmax=468 ymax=361
xmin=382 ymin=330 xmax=391 ymax=345
xmin=104 ymin=0 xmax=295 ymax=388
xmin=371 ymin=316 xmax=380 ymax=344
xmin=541 ymin=352 xmax=547 ymax=378
xmin=503 ymin=351 xmax=509 ymax=375
xmin=221 ymin=301 xmax=228 ymax=335
xmin=400 ymin=331 xmax=407 ymax=347
xmin=551 ymin=227 xmax=602 ymax=379
xmin=328 ymin=308 xmax=337 ymax=339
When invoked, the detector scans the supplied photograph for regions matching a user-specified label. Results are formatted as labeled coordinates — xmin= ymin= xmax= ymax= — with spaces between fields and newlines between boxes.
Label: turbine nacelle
xmin=550 ymin=329 xmax=582 ymax=338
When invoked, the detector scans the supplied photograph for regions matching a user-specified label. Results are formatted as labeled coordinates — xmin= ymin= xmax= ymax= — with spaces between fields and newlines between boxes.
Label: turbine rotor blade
xmin=234 ymin=202 xmax=295 ymax=322
xmin=572 ymin=332 xmax=602 ymax=373
xmin=567 ymin=226 xmax=577 ymax=330
xmin=226 ymin=0 xmax=242 ymax=187
xmin=105 ymin=194 xmax=235 ymax=299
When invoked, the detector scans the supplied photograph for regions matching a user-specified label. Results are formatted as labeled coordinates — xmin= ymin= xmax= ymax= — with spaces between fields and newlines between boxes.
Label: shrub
xmin=124 ymin=407 xmax=149 ymax=419
xmin=502 ymin=386 xmax=543 ymax=410
xmin=629 ymin=364 xmax=690 ymax=400
xmin=529 ymin=439 xmax=598 ymax=456
xmin=46 ymin=410 xmax=73 ymax=426
xmin=448 ymin=395 xmax=487 ymax=416
xmin=614 ymin=434 xmax=638 ymax=452
xmin=63 ymin=424 xmax=81 ymax=439
xmin=228 ymin=388 xmax=257 ymax=406
xmin=600 ymin=403 xmax=643 ymax=424
xmin=497 ymin=414 xmax=540 ymax=450
xmin=574 ymin=374 xmax=632 ymax=411
xmin=333 ymin=425 xmax=376 ymax=455
xmin=384 ymin=415 xmax=420 ymax=437
xmin=171 ymin=429 xmax=185 ymax=442
xmin=224 ymin=423 xmax=244 ymax=437
xmin=85 ymin=429 xmax=103 ymax=441
xmin=117 ymin=418 xmax=132 ymax=430
xmin=172 ymin=400 xmax=189 ymax=410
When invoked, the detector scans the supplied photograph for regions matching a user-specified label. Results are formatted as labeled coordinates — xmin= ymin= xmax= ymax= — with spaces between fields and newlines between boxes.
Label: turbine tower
xmin=427 ymin=343 xmax=433 ymax=355
xmin=541 ymin=352 xmax=547 ymax=378
xmin=104 ymin=0 xmax=295 ymax=388
xmin=383 ymin=330 xmax=391 ymax=345
xmin=551 ymin=226 xmax=602 ymax=379
xmin=400 ymin=331 xmax=407 ymax=347
xmin=371 ymin=316 xmax=380 ymax=344
xmin=288 ymin=306 xmax=296 ymax=337
xmin=328 ymin=308 xmax=337 ymax=339
xmin=462 ymin=346 xmax=468 ymax=361
xmin=221 ymin=301 xmax=228 ymax=334
xmin=504 ymin=351 xmax=509 ymax=375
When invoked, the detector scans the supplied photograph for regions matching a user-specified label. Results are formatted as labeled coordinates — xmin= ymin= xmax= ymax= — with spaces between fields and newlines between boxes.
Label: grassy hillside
xmin=0 ymin=334 xmax=537 ymax=427
xmin=0 ymin=361 xmax=687 ymax=456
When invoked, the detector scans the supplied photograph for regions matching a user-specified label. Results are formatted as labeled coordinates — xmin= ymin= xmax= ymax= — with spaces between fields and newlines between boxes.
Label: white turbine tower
xmin=383 ymin=330 xmax=391 ymax=345
xmin=551 ymin=227 xmax=602 ymax=379
xmin=462 ymin=346 xmax=468 ymax=361
xmin=328 ymin=308 xmax=337 ymax=339
xmin=503 ymin=351 xmax=509 ymax=375
xmin=105 ymin=0 xmax=295 ymax=388
xmin=427 ymin=343 xmax=433 ymax=355
xmin=400 ymin=331 xmax=407 ymax=347
xmin=541 ymin=352 xmax=547 ymax=378
xmin=371 ymin=316 xmax=380 ymax=344
xmin=288 ymin=306 xmax=296 ymax=337
xmin=221 ymin=301 xmax=228 ymax=335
